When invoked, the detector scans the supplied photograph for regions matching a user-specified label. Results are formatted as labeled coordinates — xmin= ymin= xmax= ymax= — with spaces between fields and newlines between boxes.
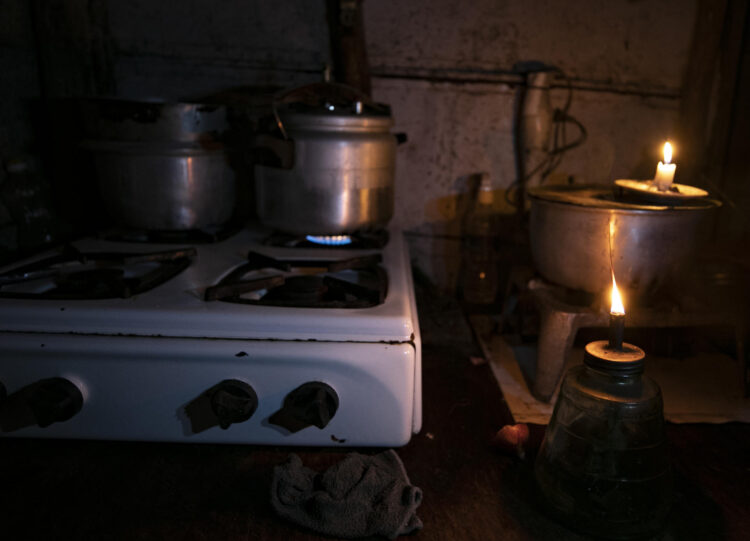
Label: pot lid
xmin=527 ymin=184 xmax=721 ymax=211
xmin=273 ymin=82 xmax=393 ymax=132
xmin=279 ymin=107 xmax=394 ymax=132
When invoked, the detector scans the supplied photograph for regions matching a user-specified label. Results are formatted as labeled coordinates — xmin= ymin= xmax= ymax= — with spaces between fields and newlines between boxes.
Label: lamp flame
xmin=610 ymin=273 xmax=625 ymax=315
xmin=663 ymin=141 xmax=673 ymax=165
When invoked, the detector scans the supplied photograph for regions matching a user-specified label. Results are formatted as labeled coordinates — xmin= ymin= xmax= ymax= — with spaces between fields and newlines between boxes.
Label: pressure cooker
xmin=253 ymin=83 xmax=405 ymax=235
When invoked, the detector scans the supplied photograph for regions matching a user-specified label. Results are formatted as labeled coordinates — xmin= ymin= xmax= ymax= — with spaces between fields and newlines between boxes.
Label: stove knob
xmin=29 ymin=377 xmax=84 ymax=428
xmin=269 ymin=382 xmax=339 ymax=433
xmin=210 ymin=379 xmax=258 ymax=429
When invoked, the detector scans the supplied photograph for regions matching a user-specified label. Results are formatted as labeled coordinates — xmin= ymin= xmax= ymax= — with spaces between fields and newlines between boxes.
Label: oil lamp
xmin=534 ymin=273 xmax=673 ymax=539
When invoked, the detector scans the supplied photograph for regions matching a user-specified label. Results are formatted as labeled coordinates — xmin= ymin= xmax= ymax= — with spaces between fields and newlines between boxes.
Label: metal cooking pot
xmin=81 ymin=98 xmax=236 ymax=231
xmin=528 ymin=184 xmax=721 ymax=297
xmin=253 ymin=83 xmax=403 ymax=235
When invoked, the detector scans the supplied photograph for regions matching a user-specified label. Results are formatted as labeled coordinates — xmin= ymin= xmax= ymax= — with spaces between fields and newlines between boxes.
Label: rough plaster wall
xmin=366 ymin=0 xmax=691 ymax=93
xmin=0 ymin=0 xmax=41 ymax=244
xmin=108 ymin=0 xmax=331 ymax=98
xmin=0 ymin=0 xmax=40 ymax=158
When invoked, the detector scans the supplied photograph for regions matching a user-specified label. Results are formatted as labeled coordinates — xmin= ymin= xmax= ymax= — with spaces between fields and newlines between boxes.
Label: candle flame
xmin=610 ymin=273 xmax=625 ymax=315
xmin=663 ymin=141 xmax=673 ymax=164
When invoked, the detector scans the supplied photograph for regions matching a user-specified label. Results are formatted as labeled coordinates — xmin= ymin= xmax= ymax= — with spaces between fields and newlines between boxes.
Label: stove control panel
xmin=269 ymin=382 xmax=339 ymax=433
xmin=0 ymin=333 xmax=416 ymax=446
xmin=209 ymin=379 xmax=258 ymax=429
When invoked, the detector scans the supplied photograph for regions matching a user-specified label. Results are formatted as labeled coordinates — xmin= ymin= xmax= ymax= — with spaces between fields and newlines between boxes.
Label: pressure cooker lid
xmin=273 ymin=82 xmax=393 ymax=131
xmin=527 ymin=184 xmax=721 ymax=211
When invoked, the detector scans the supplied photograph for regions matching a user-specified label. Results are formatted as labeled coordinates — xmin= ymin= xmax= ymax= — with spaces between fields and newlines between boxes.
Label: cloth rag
xmin=270 ymin=450 xmax=423 ymax=539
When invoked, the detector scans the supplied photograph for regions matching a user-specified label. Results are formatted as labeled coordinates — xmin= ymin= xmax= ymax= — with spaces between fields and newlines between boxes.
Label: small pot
xmin=84 ymin=141 xmax=235 ymax=231
xmin=253 ymin=83 xmax=404 ymax=235
xmin=81 ymin=98 xmax=236 ymax=231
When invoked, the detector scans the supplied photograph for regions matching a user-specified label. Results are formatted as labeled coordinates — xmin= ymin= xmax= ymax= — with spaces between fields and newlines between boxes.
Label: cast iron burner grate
xmin=204 ymin=250 xmax=387 ymax=308
xmin=263 ymin=230 xmax=389 ymax=250
xmin=0 ymin=246 xmax=196 ymax=299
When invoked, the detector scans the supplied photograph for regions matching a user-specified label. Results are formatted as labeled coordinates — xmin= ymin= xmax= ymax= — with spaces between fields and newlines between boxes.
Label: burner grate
xmin=0 ymin=247 xmax=196 ymax=299
xmin=204 ymin=251 xmax=387 ymax=308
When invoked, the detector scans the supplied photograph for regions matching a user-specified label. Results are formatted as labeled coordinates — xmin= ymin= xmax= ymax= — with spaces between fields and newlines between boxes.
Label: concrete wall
xmin=0 ymin=0 xmax=42 ymax=250
xmin=109 ymin=0 xmax=331 ymax=98
xmin=0 ymin=0 xmax=40 ymax=158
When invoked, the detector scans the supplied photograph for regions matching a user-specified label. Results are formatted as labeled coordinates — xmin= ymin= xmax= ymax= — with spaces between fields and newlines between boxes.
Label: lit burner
xmin=305 ymin=235 xmax=352 ymax=246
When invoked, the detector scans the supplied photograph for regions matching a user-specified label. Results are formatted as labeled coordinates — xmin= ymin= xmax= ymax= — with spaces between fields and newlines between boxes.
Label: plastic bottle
xmin=461 ymin=173 xmax=499 ymax=307
xmin=534 ymin=340 xmax=673 ymax=539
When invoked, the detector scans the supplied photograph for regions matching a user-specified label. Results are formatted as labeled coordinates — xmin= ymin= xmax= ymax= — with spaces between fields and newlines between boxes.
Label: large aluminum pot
xmin=528 ymin=185 xmax=721 ymax=297
xmin=81 ymin=98 xmax=235 ymax=231
xmin=254 ymin=83 xmax=399 ymax=235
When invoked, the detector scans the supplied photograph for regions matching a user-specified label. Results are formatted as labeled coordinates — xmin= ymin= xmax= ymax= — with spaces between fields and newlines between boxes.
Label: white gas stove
xmin=0 ymin=227 xmax=421 ymax=446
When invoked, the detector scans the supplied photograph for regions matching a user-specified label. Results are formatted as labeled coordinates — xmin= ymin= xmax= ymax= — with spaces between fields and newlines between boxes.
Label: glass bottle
xmin=461 ymin=173 xmax=499 ymax=307
xmin=534 ymin=340 xmax=672 ymax=539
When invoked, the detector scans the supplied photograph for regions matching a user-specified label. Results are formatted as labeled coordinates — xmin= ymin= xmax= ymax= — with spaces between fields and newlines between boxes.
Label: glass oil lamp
xmin=534 ymin=275 xmax=673 ymax=539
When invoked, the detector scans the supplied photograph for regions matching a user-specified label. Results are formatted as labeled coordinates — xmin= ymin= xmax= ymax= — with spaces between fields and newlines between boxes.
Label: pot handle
xmin=252 ymin=134 xmax=294 ymax=169
xmin=395 ymin=133 xmax=408 ymax=145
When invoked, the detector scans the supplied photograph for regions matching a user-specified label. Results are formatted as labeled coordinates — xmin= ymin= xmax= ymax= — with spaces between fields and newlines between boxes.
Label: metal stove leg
xmin=532 ymin=308 xmax=582 ymax=403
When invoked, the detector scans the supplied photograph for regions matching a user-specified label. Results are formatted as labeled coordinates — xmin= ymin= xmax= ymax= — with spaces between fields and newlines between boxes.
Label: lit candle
xmin=608 ymin=273 xmax=625 ymax=351
xmin=653 ymin=141 xmax=676 ymax=191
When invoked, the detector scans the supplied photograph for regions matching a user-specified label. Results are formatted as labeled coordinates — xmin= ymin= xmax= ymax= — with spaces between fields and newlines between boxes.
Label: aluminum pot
xmin=254 ymin=83 xmax=401 ymax=235
xmin=81 ymin=98 xmax=236 ymax=231
xmin=80 ymin=98 xmax=227 ymax=143
xmin=528 ymin=185 xmax=721 ymax=297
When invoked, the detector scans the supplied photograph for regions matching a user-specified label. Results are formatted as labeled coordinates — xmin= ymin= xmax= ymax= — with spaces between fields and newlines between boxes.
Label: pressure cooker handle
xmin=252 ymin=134 xmax=294 ymax=169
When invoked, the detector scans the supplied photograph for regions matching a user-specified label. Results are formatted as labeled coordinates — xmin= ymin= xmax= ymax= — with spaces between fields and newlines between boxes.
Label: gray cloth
xmin=270 ymin=450 xmax=423 ymax=539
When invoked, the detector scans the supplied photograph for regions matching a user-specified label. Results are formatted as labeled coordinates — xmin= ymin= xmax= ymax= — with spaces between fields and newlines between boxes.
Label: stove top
xmin=0 ymin=226 xmax=417 ymax=342
xmin=0 ymin=225 xmax=422 ymax=446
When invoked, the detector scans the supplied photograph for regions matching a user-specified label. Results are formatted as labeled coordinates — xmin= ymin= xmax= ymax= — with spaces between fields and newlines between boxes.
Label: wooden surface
xmin=1 ymin=287 xmax=749 ymax=540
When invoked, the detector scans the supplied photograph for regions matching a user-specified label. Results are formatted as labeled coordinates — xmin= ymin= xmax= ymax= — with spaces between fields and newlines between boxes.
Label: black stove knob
xmin=210 ymin=379 xmax=258 ymax=429
xmin=269 ymin=382 xmax=339 ymax=433
xmin=29 ymin=377 xmax=84 ymax=428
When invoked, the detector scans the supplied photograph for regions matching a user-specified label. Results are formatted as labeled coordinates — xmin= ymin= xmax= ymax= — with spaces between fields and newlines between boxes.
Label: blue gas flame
xmin=305 ymin=235 xmax=353 ymax=246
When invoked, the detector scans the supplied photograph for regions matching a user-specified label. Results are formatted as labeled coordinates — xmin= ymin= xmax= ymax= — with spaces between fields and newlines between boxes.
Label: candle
xmin=653 ymin=141 xmax=676 ymax=191
xmin=608 ymin=273 xmax=625 ymax=351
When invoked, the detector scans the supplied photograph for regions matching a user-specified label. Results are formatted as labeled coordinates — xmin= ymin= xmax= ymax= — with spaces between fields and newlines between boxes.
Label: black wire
xmin=505 ymin=152 xmax=555 ymax=207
